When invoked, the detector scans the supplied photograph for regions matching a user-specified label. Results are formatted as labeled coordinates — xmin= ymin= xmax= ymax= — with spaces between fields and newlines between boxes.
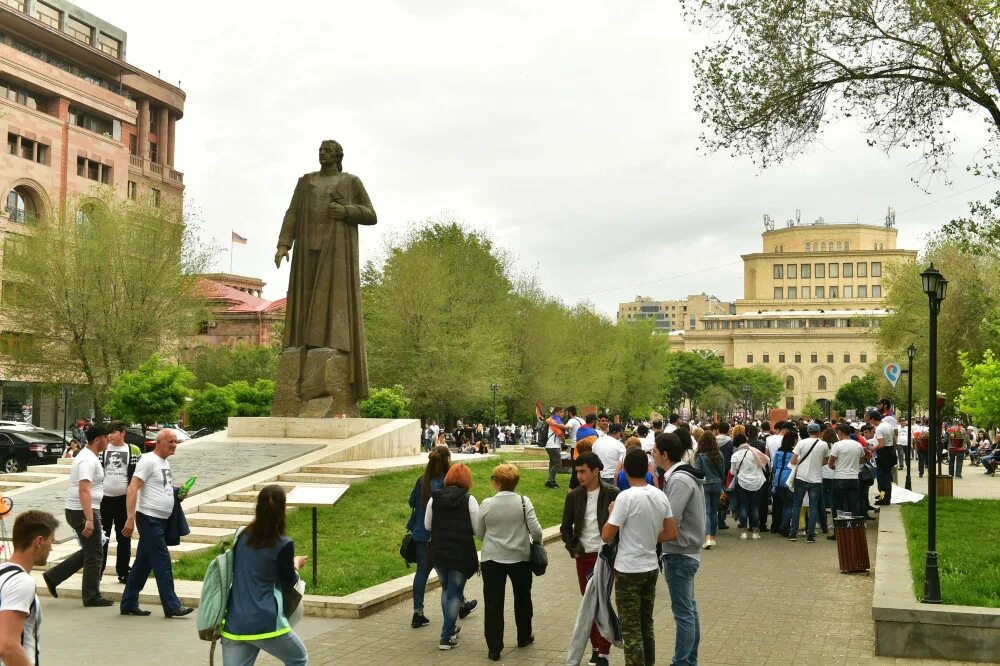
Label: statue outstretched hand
xmin=275 ymin=245 xmax=290 ymax=268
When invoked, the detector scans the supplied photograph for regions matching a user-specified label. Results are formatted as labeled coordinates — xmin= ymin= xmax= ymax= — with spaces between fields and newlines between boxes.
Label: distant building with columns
xmin=0 ymin=0 xmax=184 ymax=425
xmin=186 ymin=274 xmax=287 ymax=355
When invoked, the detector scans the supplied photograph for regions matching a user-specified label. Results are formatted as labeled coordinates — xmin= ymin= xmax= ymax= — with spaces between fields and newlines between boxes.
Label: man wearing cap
xmin=867 ymin=409 xmax=896 ymax=505
xmin=43 ymin=424 xmax=113 ymax=606
xmin=787 ymin=422 xmax=830 ymax=543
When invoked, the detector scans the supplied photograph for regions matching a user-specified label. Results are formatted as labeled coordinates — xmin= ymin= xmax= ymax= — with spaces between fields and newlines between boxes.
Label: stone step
xmin=108 ymin=540 xmax=214 ymax=560
xmin=227 ymin=490 xmax=260 ymax=502
xmin=276 ymin=472 xmax=369 ymax=485
xmin=0 ymin=481 xmax=28 ymax=492
xmin=58 ymin=456 xmax=73 ymax=465
xmin=26 ymin=464 xmax=70 ymax=474
xmin=196 ymin=501 xmax=258 ymax=515
xmin=251 ymin=480 xmax=361 ymax=492
xmin=185 ymin=513 xmax=252 ymax=529
xmin=181 ymin=525 xmax=237 ymax=544
xmin=0 ymin=473 xmax=62 ymax=483
xmin=31 ymin=571 xmax=202 ymax=608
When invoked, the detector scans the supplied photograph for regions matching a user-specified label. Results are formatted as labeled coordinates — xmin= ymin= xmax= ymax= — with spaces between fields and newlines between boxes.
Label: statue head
xmin=318 ymin=140 xmax=344 ymax=172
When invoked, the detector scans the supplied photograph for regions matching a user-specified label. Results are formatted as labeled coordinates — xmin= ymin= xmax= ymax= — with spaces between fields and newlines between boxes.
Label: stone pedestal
xmin=272 ymin=346 xmax=360 ymax=418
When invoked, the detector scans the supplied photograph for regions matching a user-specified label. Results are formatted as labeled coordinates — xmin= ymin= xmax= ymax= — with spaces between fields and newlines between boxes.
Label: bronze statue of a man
xmin=272 ymin=140 xmax=376 ymax=417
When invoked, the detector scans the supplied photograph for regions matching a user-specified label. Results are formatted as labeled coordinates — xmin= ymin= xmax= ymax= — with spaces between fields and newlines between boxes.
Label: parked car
xmin=143 ymin=426 xmax=192 ymax=442
xmin=188 ymin=427 xmax=217 ymax=439
xmin=0 ymin=421 xmax=43 ymax=432
xmin=0 ymin=429 xmax=66 ymax=473
xmin=124 ymin=428 xmax=157 ymax=453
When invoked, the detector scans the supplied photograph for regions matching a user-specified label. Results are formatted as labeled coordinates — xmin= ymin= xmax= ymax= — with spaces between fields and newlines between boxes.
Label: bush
xmin=227 ymin=379 xmax=275 ymax=417
xmin=359 ymin=385 xmax=410 ymax=418
xmin=188 ymin=385 xmax=237 ymax=430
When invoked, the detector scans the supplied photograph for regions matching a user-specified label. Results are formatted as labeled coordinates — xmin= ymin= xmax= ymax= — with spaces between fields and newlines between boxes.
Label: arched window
xmin=821 ymin=241 xmax=826 ymax=251
xmin=844 ymin=241 xmax=849 ymax=251
xmin=805 ymin=243 xmax=811 ymax=253
xmin=779 ymin=245 xmax=784 ymax=252
xmin=874 ymin=242 xmax=878 ymax=249
xmin=818 ymin=376 xmax=827 ymax=390
xmin=5 ymin=187 xmax=38 ymax=224
xmin=837 ymin=241 xmax=843 ymax=251
xmin=827 ymin=240 xmax=834 ymax=251
xmin=851 ymin=375 xmax=859 ymax=382
xmin=785 ymin=375 xmax=795 ymax=390
xmin=775 ymin=245 xmax=779 ymax=252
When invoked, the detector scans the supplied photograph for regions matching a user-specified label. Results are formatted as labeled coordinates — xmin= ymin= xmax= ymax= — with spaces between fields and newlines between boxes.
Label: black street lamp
xmin=905 ymin=344 xmax=916 ymax=491
xmin=921 ymin=264 xmax=947 ymax=604
xmin=742 ymin=384 xmax=751 ymax=421
xmin=490 ymin=383 xmax=499 ymax=450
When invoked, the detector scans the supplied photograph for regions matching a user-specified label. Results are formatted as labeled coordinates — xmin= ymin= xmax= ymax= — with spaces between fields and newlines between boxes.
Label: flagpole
xmin=230 ymin=234 xmax=234 ymax=274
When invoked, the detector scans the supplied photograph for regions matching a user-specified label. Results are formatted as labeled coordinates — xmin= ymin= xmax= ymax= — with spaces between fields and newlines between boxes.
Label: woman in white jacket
xmin=729 ymin=434 xmax=769 ymax=541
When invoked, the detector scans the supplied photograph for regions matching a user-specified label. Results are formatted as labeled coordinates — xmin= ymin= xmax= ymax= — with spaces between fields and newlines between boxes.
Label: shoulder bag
xmin=726 ymin=452 xmax=747 ymax=491
xmin=521 ymin=496 xmax=548 ymax=576
xmin=786 ymin=440 xmax=819 ymax=492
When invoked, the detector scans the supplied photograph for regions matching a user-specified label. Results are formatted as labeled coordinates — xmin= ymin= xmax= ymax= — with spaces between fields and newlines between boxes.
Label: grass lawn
xmin=173 ymin=455 xmax=567 ymax=597
xmin=900 ymin=498 xmax=1000 ymax=608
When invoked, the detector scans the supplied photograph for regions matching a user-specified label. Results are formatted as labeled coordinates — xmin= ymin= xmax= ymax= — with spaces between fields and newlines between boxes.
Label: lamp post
xmin=905 ymin=344 xmax=916 ymax=491
xmin=920 ymin=264 xmax=947 ymax=604
xmin=490 ymin=383 xmax=499 ymax=451
xmin=742 ymin=384 xmax=751 ymax=421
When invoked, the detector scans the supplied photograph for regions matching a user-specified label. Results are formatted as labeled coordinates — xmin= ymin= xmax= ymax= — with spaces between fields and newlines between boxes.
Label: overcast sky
xmin=91 ymin=0 xmax=992 ymax=315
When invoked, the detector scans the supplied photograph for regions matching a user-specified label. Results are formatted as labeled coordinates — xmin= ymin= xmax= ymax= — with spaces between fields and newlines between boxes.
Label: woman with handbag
xmin=473 ymin=463 xmax=544 ymax=661
xmin=693 ymin=431 xmax=725 ymax=549
xmin=406 ymin=446 xmax=451 ymax=629
xmin=729 ymin=434 xmax=768 ymax=540
xmin=425 ymin=463 xmax=480 ymax=651
xmin=220 ymin=485 xmax=308 ymax=666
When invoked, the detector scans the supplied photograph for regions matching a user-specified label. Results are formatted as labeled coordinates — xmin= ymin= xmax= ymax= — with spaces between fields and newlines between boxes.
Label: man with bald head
xmin=119 ymin=429 xmax=193 ymax=618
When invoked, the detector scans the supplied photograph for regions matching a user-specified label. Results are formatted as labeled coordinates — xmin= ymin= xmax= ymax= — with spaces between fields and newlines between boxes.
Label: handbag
xmin=718 ymin=490 xmax=730 ymax=511
xmin=786 ymin=439 xmax=820 ymax=492
xmin=727 ymin=453 xmax=747 ymax=491
xmin=858 ymin=461 xmax=875 ymax=483
xmin=399 ymin=532 xmax=418 ymax=568
xmin=283 ymin=578 xmax=305 ymax=626
xmin=521 ymin=496 xmax=548 ymax=576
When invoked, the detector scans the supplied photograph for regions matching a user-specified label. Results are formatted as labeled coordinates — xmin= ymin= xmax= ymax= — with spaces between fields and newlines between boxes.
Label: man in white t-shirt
xmin=43 ymin=425 xmax=111 ymax=607
xmin=0 ymin=510 xmax=58 ymax=666
xmin=602 ymin=448 xmax=676 ymax=666
xmin=120 ymin=429 xmax=193 ymax=618
xmin=101 ymin=421 xmax=142 ymax=584
xmin=787 ymin=423 xmax=830 ymax=543
xmin=593 ymin=424 xmax=627 ymax=483
xmin=868 ymin=409 xmax=896 ymax=505
xmin=895 ymin=420 xmax=909 ymax=471
xmin=827 ymin=424 xmax=865 ymax=540
xmin=665 ymin=414 xmax=679 ymax=434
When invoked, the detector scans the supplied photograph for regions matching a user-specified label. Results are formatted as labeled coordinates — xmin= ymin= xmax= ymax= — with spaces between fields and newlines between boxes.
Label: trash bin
xmin=833 ymin=516 xmax=870 ymax=573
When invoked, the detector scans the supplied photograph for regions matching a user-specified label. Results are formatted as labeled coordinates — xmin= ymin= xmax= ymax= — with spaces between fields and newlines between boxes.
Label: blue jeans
xmin=120 ymin=512 xmax=181 ymax=613
xmin=221 ymin=632 xmax=308 ymax=666
xmin=790 ymin=481 xmax=823 ymax=539
xmin=703 ymin=483 xmax=722 ymax=536
xmin=412 ymin=540 xmax=430 ymax=613
xmin=435 ymin=566 xmax=468 ymax=641
xmin=735 ymin=486 xmax=762 ymax=530
xmin=660 ymin=554 xmax=700 ymax=666
xmin=949 ymin=451 xmax=964 ymax=478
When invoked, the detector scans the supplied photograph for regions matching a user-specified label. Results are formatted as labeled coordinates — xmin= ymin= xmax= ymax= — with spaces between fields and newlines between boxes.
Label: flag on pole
xmin=231 ymin=231 xmax=248 ymax=245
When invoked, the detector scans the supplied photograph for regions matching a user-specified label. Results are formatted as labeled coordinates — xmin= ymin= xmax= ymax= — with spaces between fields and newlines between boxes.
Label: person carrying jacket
xmin=560 ymin=452 xmax=619 ymax=666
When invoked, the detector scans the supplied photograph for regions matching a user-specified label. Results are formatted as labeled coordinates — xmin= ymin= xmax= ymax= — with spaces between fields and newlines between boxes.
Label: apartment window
xmin=829 ymin=263 xmax=838 ymax=278
xmin=0 ymin=0 xmax=25 ymax=11
xmin=860 ymin=353 xmax=868 ymax=363
xmin=6 ymin=133 xmax=15 ymax=155
xmin=843 ymin=285 xmax=853 ymax=298
xmin=718 ymin=355 xmax=724 ymax=363
xmin=69 ymin=108 xmax=120 ymax=140
xmin=774 ymin=287 xmax=783 ymax=299
xmin=779 ymin=353 xmax=786 ymax=363
xmin=65 ymin=16 xmax=92 ymax=44
xmin=786 ymin=376 xmax=795 ymax=390
xmin=858 ymin=285 xmax=868 ymax=298
xmin=872 ymin=285 xmax=882 ymax=297
xmin=35 ymin=2 xmax=60 ymax=28
xmin=801 ymin=264 xmax=811 ymax=278
xmin=857 ymin=262 xmax=867 ymax=277
xmin=811 ymin=353 xmax=818 ymax=363
xmin=129 ymin=134 xmax=137 ymax=156
xmin=815 ymin=263 xmax=825 ymax=278
xmin=0 ymin=281 xmax=25 ymax=308
xmin=827 ymin=353 xmax=834 ymax=363
xmin=127 ymin=181 xmax=137 ymax=200
xmin=747 ymin=354 xmax=754 ymax=363
xmin=787 ymin=264 xmax=797 ymax=279
xmin=773 ymin=264 xmax=783 ymax=279
xmin=6 ymin=132 xmax=48 ymax=165
xmin=818 ymin=376 xmax=828 ymax=390
xmin=18 ymin=137 xmax=34 ymax=161
xmin=794 ymin=353 xmax=802 ymax=363
xmin=829 ymin=286 xmax=839 ymax=298
xmin=763 ymin=354 xmax=770 ymax=363
xmin=872 ymin=262 xmax=882 ymax=277
xmin=151 ymin=188 xmax=161 ymax=206
xmin=0 ymin=78 xmax=45 ymax=111
xmin=815 ymin=286 xmax=825 ymax=298
xmin=843 ymin=262 xmax=853 ymax=278
xmin=149 ymin=142 xmax=158 ymax=163
xmin=786 ymin=397 xmax=795 ymax=410
xmin=801 ymin=286 xmax=810 ymax=298
xmin=844 ymin=354 xmax=851 ymax=363
xmin=98 ymin=33 xmax=121 ymax=58
xmin=788 ymin=287 xmax=797 ymax=299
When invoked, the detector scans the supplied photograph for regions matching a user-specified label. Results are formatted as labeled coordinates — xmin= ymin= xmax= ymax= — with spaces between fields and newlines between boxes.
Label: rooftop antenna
xmin=763 ymin=214 xmax=774 ymax=231
xmin=795 ymin=208 xmax=801 ymax=225
xmin=885 ymin=206 xmax=896 ymax=228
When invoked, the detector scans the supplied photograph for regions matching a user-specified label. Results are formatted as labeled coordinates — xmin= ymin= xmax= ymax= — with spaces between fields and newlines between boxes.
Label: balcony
xmin=128 ymin=155 xmax=183 ymax=185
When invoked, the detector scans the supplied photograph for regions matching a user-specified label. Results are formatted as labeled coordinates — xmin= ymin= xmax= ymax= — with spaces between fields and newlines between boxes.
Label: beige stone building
xmin=669 ymin=221 xmax=918 ymax=416
xmin=0 ymin=0 xmax=184 ymax=425
xmin=618 ymin=293 xmax=733 ymax=333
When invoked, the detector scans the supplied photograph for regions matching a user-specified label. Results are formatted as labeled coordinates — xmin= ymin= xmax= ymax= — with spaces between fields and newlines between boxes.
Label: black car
xmin=0 ymin=429 xmax=66 ymax=473
xmin=124 ymin=428 xmax=157 ymax=453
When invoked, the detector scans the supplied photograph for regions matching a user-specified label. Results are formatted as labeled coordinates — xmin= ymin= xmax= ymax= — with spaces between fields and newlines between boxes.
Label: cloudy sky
xmin=92 ymin=0 xmax=992 ymax=315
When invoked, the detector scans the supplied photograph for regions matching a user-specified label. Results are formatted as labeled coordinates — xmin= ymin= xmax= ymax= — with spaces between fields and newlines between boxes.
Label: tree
xmin=957 ymin=350 xmax=1000 ymax=428
xmin=187 ymin=384 xmax=237 ymax=430
xmin=721 ymin=367 xmax=784 ymax=416
xmin=801 ymin=396 xmax=825 ymax=421
xmin=359 ymin=385 xmax=411 ymax=419
xmin=698 ymin=385 xmax=735 ymax=419
xmin=835 ymin=374 xmax=880 ymax=413
xmin=663 ymin=352 xmax=726 ymax=415
xmin=1 ymin=189 xmax=205 ymax=416
xmin=104 ymin=355 xmax=194 ymax=431
xmin=226 ymin=379 xmax=275 ymax=417
xmin=187 ymin=343 xmax=279 ymax=389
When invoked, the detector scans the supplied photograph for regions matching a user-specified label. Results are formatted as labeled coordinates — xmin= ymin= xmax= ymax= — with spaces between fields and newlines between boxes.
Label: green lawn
xmin=900 ymin=498 xmax=1000 ymax=608
xmin=173 ymin=456 xmax=566 ymax=597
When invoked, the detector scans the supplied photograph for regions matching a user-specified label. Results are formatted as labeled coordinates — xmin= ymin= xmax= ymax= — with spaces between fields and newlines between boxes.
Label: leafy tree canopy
xmin=105 ymin=355 xmax=194 ymax=430
xmin=957 ymin=350 xmax=1000 ymax=429
xmin=187 ymin=343 xmax=279 ymax=389
xmin=835 ymin=374 xmax=880 ymax=413
xmin=187 ymin=384 xmax=237 ymax=430
xmin=359 ymin=385 xmax=411 ymax=419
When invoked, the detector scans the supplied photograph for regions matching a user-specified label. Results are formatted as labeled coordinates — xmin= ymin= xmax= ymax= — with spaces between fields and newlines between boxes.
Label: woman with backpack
xmin=425 ymin=463 xmax=480 ymax=651
xmin=772 ymin=433 xmax=796 ymax=537
xmin=220 ymin=485 xmax=308 ymax=666
xmin=407 ymin=446 xmax=451 ymax=629
xmin=694 ymin=431 xmax=725 ymax=549
xmin=729 ymin=434 xmax=768 ymax=541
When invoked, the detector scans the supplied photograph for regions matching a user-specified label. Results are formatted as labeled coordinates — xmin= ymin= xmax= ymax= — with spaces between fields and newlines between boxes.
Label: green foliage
xmin=663 ymin=352 xmax=725 ymax=414
xmin=801 ymin=396 xmax=824 ymax=421
xmin=698 ymin=385 xmax=735 ymax=418
xmin=104 ymin=355 xmax=194 ymax=429
xmin=187 ymin=384 xmax=237 ymax=430
xmin=835 ymin=374 xmax=880 ymax=413
xmin=187 ymin=343 xmax=279 ymax=389
xmin=720 ymin=366 xmax=784 ymax=415
xmin=1 ymin=189 xmax=206 ymax=416
xmin=957 ymin=350 xmax=1000 ymax=429
xmin=359 ymin=385 xmax=411 ymax=419
xmin=226 ymin=379 xmax=275 ymax=417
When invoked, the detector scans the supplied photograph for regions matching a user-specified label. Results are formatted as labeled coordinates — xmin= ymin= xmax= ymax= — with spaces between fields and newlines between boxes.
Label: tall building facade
xmin=617 ymin=293 xmax=733 ymax=333
xmin=185 ymin=273 xmax=287 ymax=357
xmin=670 ymin=222 xmax=917 ymax=415
xmin=0 ymin=0 xmax=185 ymax=425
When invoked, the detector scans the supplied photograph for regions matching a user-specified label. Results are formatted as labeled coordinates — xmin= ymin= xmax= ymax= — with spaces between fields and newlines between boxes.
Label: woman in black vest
xmin=424 ymin=463 xmax=479 ymax=651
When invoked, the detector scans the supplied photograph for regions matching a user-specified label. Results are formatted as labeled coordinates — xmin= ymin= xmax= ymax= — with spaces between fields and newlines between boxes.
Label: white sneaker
xmin=752 ymin=532 xmax=762 ymax=540
xmin=739 ymin=531 xmax=748 ymax=540
xmin=703 ymin=538 xmax=712 ymax=550
xmin=709 ymin=536 xmax=717 ymax=547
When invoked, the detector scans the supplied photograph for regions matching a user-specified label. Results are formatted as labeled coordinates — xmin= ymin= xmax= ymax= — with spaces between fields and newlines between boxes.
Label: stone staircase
xmin=0 ymin=456 xmax=73 ymax=492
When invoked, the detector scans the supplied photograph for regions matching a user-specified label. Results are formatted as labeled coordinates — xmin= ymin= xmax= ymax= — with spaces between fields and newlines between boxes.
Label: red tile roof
xmin=197 ymin=278 xmax=285 ymax=314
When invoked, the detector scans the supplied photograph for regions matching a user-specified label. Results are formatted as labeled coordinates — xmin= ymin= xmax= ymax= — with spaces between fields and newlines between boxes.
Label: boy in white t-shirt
xmin=787 ymin=423 xmax=830 ymax=543
xmin=602 ymin=448 xmax=676 ymax=666
xmin=0 ymin=510 xmax=58 ymax=666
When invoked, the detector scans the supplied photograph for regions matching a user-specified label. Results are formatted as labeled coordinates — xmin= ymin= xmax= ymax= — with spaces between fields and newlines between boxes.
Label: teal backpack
xmin=197 ymin=527 xmax=244 ymax=663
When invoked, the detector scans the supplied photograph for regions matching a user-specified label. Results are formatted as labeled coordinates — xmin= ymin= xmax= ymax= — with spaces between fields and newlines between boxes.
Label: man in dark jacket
xmin=561 ymin=452 xmax=619 ymax=666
